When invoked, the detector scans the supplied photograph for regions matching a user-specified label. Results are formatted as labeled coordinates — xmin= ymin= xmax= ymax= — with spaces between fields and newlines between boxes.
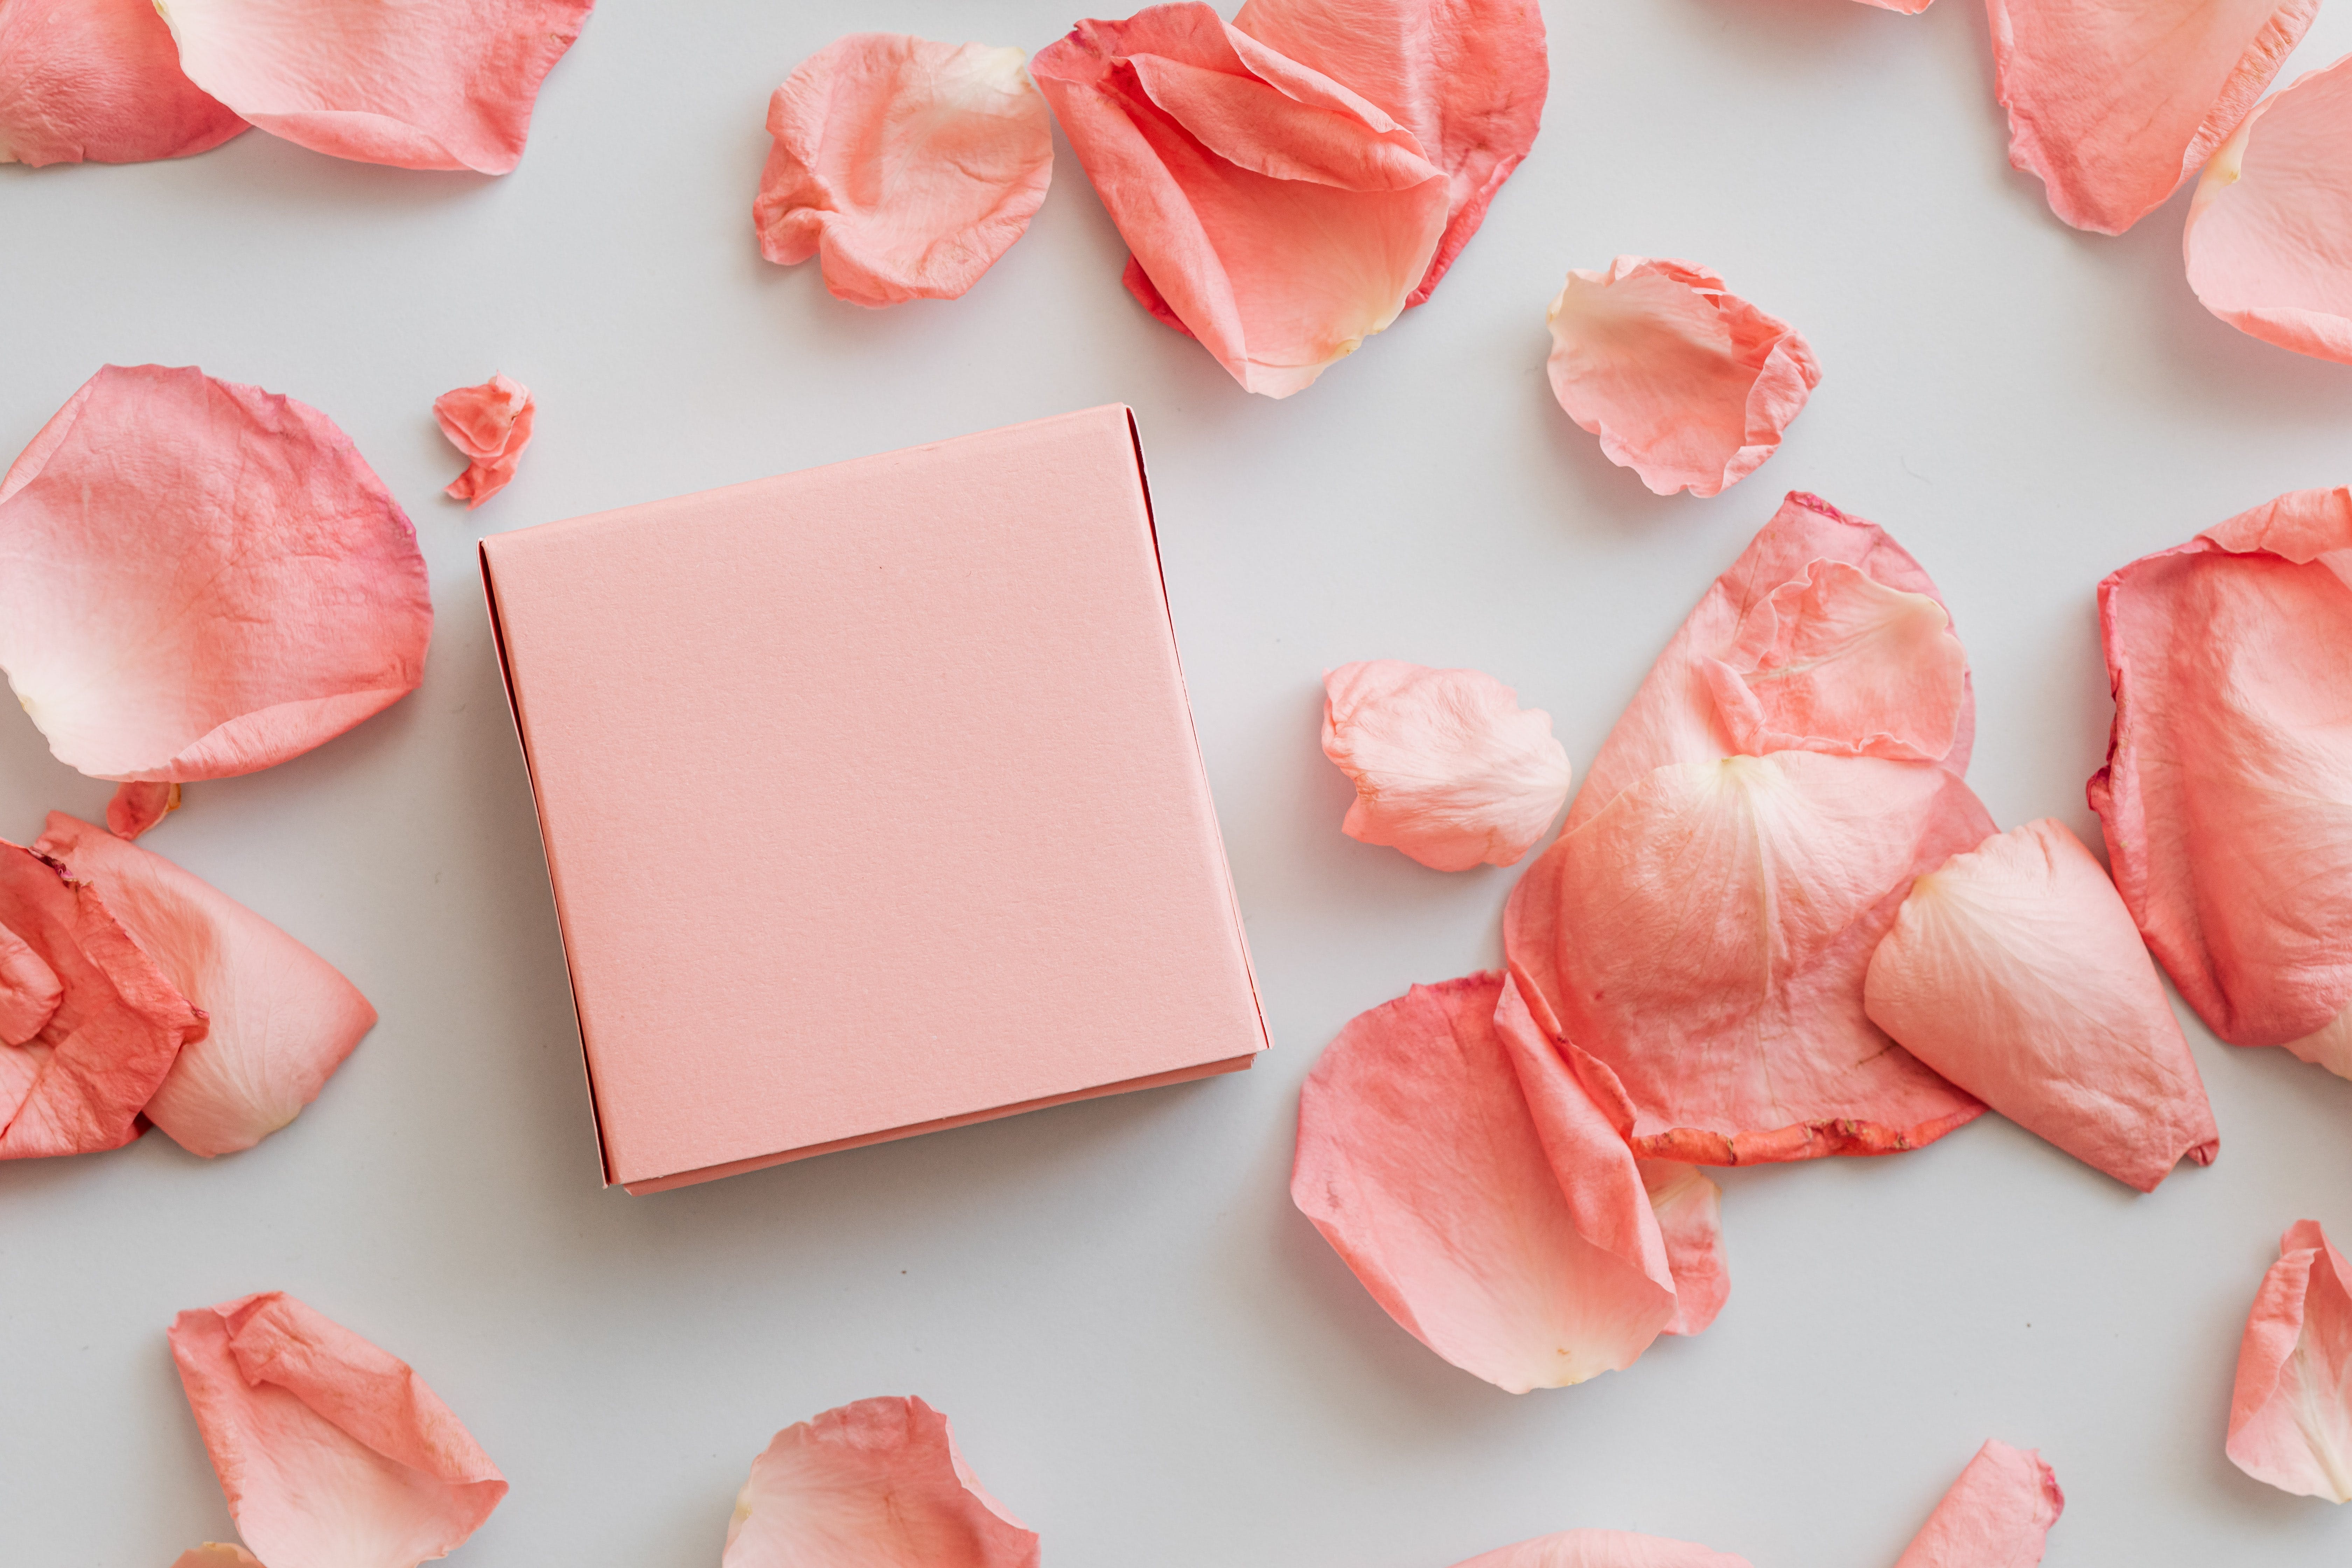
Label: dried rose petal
xmin=1640 ymin=1160 xmax=1728 ymax=1336
xmin=2228 ymin=1220 xmax=2352 ymax=1500
xmin=0 ymin=0 xmax=245 ymax=167
xmin=0 ymin=365 xmax=432 ymax=786
xmin=1893 ymin=1441 xmax=2065 ymax=1566
xmin=172 ymin=1550 xmax=260 ymax=1568
xmin=154 ymin=0 xmax=592 ymax=173
xmin=754 ymin=35 xmax=1053 ymax=308
xmin=1987 ymin=0 xmax=2315 ymax=234
xmin=1448 ymin=1530 xmax=1753 ymax=1568
xmin=724 ymin=1396 xmax=1038 ymax=1568
xmin=1031 ymin=5 xmax=1448 ymax=397
xmin=171 ymin=1293 xmax=507 ymax=1568
xmin=1545 ymin=257 xmax=1819 ymax=498
xmin=1321 ymin=661 xmax=1571 ymax=871
xmin=434 ymin=374 xmax=536 ymax=507
xmin=107 ymin=780 xmax=181 ymax=840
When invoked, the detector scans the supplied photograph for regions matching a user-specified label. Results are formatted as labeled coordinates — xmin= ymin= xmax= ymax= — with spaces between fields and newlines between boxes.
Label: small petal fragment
xmin=2228 ymin=1219 xmax=2352 ymax=1500
xmin=170 ymin=1293 xmax=507 ymax=1568
xmin=433 ymin=374 xmax=535 ymax=507
xmin=107 ymin=780 xmax=181 ymax=840
xmin=0 ymin=0 xmax=245 ymax=167
xmin=1545 ymin=257 xmax=1820 ymax=499
xmin=172 ymin=1550 xmax=261 ymax=1568
xmin=754 ymin=35 xmax=1054 ymax=308
xmin=1640 ymin=1160 xmax=1728 ymax=1336
xmin=1987 ymin=0 xmax=2315 ymax=234
xmin=1321 ymin=661 xmax=1572 ymax=871
xmin=723 ymin=1396 xmax=1038 ymax=1568
xmin=1893 ymin=1441 xmax=2065 ymax=1567
xmin=155 ymin=0 xmax=592 ymax=173
xmin=1449 ymin=1530 xmax=1753 ymax=1568
xmin=0 ymin=365 xmax=433 ymax=784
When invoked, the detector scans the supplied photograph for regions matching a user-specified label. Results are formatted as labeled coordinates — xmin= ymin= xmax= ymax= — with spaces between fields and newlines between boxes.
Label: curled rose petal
xmin=1448 ymin=1530 xmax=1752 ymax=1568
xmin=434 ymin=374 xmax=536 ymax=507
xmin=1545 ymin=257 xmax=1820 ymax=499
xmin=170 ymin=1292 xmax=507 ymax=1568
xmin=107 ymin=780 xmax=181 ymax=840
xmin=37 ymin=813 xmax=375 ymax=1157
xmin=2184 ymin=55 xmax=2352 ymax=365
xmin=1987 ymin=0 xmax=2315 ymax=234
xmin=0 ymin=365 xmax=433 ymax=785
xmin=1640 ymin=1160 xmax=1728 ymax=1336
xmin=154 ymin=0 xmax=592 ymax=173
xmin=754 ymin=35 xmax=1054 ymax=308
xmin=0 ymin=920 xmax=64 ymax=1046
xmin=172 ymin=1550 xmax=261 ymax=1568
xmin=0 ymin=0 xmax=245 ymax=167
xmin=2228 ymin=1220 xmax=2352 ymax=1500
xmin=1893 ymin=1440 xmax=2065 ymax=1567
xmin=723 ymin=1396 xmax=1038 ymax=1568
xmin=1321 ymin=661 xmax=1571 ymax=871
xmin=1031 ymin=5 xmax=1448 ymax=398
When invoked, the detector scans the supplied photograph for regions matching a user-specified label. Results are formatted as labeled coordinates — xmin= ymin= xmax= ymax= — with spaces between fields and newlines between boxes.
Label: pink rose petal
xmin=754 ymin=35 xmax=1054 ymax=308
xmin=1031 ymin=4 xmax=1448 ymax=398
xmin=1321 ymin=660 xmax=1572 ymax=871
xmin=723 ymin=1396 xmax=1038 ymax=1568
xmin=170 ymin=1292 xmax=507 ymax=1568
xmin=154 ymin=0 xmax=592 ymax=173
xmin=0 ymin=365 xmax=432 ymax=785
xmin=1893 ymin=1440 xmax=2065 ymax=1567
xmin=1641 ymin=1159 xmax=1729 ymax=1336
xmin=107 ymin=780 xmax=181 ymax=840
xmin=1448 ymin=1530 xmax=1752 ymax=1568
xmin=1987 ymin=0 xmax=2315 ymax=234
xmin=433 ymin=374 xmax=535 ymax=508
xmin=0 ymin=0 xmax=246 ymax=167
xmin=2228 ymin=1219 xmax=2352 ymax=1500
xmin=0 ymin=919 xmax=64 ymax=1046
xmin=1545 ymin=257 xmax=1820 ymax=499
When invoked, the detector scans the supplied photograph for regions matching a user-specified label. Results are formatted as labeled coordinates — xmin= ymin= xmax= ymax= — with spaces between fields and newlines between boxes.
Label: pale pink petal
xmin=107 ymin=780 xmax=181 ymax=840
xmin=1321 ymin=660 xmax=1571 ymax=871
xmin=1640 ymin=1160 xmax=1728 ymax=1336
xmin=722 ymin=1396 xmax=1038 ymax=1568
xmin=0 ymin=0 xmax=245 ymax=166
xmin=2185 ymin=55 xmax=2352 ymax=364
xmin=754 ymin=35 xmax=1054 ymax=308
xmin=1545 ymin=257 xmax=1820 ymax=499
xmin=1031 ymin=5 xmax=1448 ymax=397
xmin=2228 ymin=1220 xmax=2352 ymax=1500
xmin=172 ymin=1549 xmax=261 ymax=1567
xmin=433 ymin=373 xmax=535 ymax=508
xmin=1448 ymin=1530 xmax=1752 ymax=1568
xmin=1988 ymin=0 xmax=2315 ymax=234
xmin=154 ymin=0 xmax=591 ymax=174
xmin=1853 ymin=0 xmax=1933 ymax=15
xmin=1229 ymin=0 xmax=1547 ymax=304
xmin=37 ymin=813 xmax=374 ymax=1157
xmin=0 ymin=365 xmax=433 ymax=784
xmin=170 ymin=1292 xmax=506 ymax=1568
xmin=1893 ymin=1441 xmax=2065 ymax=1567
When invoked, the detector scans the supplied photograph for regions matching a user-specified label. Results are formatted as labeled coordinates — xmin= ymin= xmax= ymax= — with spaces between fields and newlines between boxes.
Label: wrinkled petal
xmin=1031 ymin=5 xmax=1448 ymax=398
xmin=170 ymin=1292 xmax=506 ymax=1568
xmin=1321 ymin=660 xmax=1571 ymax=871
xmin=172 ymin=1550 xmax=261 ymax=1568
xmin=1545 ymin=257 xmax=1820 ymax=499
xmin=0 ymin=365 xmax=433 ymax=784
xmin=722 ymin=1396 xmax=1038 ymax=1568
xmin=1893 ymin=1440 xmax=2065 ymax=1567
xmin=1640 ymin=1160 xmax=1728 ymax=1335
xmin=1864 ymin=819 xmax=2219 ymax=1191
xmin=0 ymin=919 xmax=63 ymax=1046
xmin=2229 ymin=1220 xmax=2352 ymax=1500
xmin=1448 ymin=1530 xmax=1752 ymax=1568
xmin=1988 ymin=0 xmax=2315 ymax=233
xmin=754 ymin=35 xmax=1053 ymax=308
xmin=37 ymin=813 xmax=374 ymax=1156
xmin=154 ymin=0 xmax=592 ymax=173
xmin=2185 ymin=54 xmax=2352 ymax=364
xmin=1229 ymin=0 xmax=1546 ymax=304
xmin=433 ymin=373 xmax=535 ymax=507
xmin=0 ymin=0 xmax=245 ymax=166
xmin=107 ymin=779 xmax=181 ymax=840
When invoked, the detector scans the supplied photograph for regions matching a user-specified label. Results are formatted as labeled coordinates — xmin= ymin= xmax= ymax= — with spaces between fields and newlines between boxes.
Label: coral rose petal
xmin=154 ymin=0 xmax=592 ymax=173
xmin=1893 ymin=1440 xmax=2065 ymax=1567
xmin=0 ymin=918 xmax=64 ymax=1047
xmin=1988 ymin=0 xmax=2315 ymax=233
xmin=1448 ymin=1530 xmax=1753 ymax=1568
xmin=1545 ymin=257 xmax=1820 ymax=499
xmin=0 ymin=0 xmax=246 ymax=167
xmin=754 ymin=35 xmax=1054 ymax=307
xmin=170 ymin=1292 xmax=507 ymax=1568
xmin=2228 ymin=1220 xmax=2352 ymax=1500
xmin=433 ymin=374 xmax=535 ymax=507
xmin=722 ymin=1396 xmax=1038 ymax=1568
xmin=0 ymin=365 xmax=432 ymax=784
xmin=172 ymin=1549 xmax=261 ymax=1568
xmin=107 ymin=780 xmax=181 ymax=840
xmin=1640 ymin=1160 xmax=1729 ymax=1335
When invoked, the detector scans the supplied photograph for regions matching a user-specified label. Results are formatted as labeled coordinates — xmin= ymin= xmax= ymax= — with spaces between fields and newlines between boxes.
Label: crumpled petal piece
xmin=154 ymin=0 xmax=593 ymax=173
xmin=1987 ymin=0 xmax=2315 ymax=234
xmin=1893 ymin=1440 xmax=2065 ymax=1567
xmin=37 ymin=813 xmax=374 ymax=1157
xmin=1864 ymin=819 xmax=2219 ymax=1191
xmin=173 ymin=1549 xmax=261 ymax=1568
xmin=754 ymin=35 xmax=1054 ymax=308
xmin=1448 ymin=1530 xmax=1753 ymax=1568
xmin=433 ymin=374 xmax=535 ymax=507
xmin=1545 ymin=257 xmax=1820 ymax=499
xmin=1031 ymin=4 xmax=1448 ymax=398
xmin=2229 ymin=1220 xmax=2352 ymax=1500
xmin=0 ymin=919 xmax=64 ymax=1046
xmin=170 ymin=1292 xmax=507 ymax=1568
xmin=1321 ymin=661 xmax=1571 ymax=871
xmin=722 ymin=1395 xmax=1038 ymax=1568
xmin=0 ymin=364 xmax=433 ymax=784
xmin=2185 ymin=54 xmax=2352 ymax=364
xmin=1228 ymin=0 xmax=1546 ymax=304
xmin=1640 ymin=1159 xmax=1728 ymax=1335
xmin=2088 ymin=488 xmax=2352 ymax=1053
xmin=0 ymin=0 xmax=246 ymax=167
xmin=107 ymin=780 xmax=181 ymax=840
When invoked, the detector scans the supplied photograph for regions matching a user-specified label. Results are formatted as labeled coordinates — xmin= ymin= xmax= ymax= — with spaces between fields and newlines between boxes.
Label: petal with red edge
xmin=433 ymin=374 xmax=536 ymax=507
xmin=1640 ymin=1160 xmax=1728 ymax=1336
xmin=1893 ymin=1441 xmax=2065 ymax=1567
xmin=172 ymin=1550 xmax=260 ymax=1568
xmin=170 ymin=1293 xmax=506 ymax=1568
xmin=2228 ymin=1220 xmax=2352 ymax=1500
xmin=1448 ymin=1530 xmax=1752 ymax=1568
xmin=722 ymin=1396 xmax=1038 ymax=1568
xmin=0 ymin=0 xmax=245 ymax=166
xmin=107 ymin=780 xmax=180 ymax=840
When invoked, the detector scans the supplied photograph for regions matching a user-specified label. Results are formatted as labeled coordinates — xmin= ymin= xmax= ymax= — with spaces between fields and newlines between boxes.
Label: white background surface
xmin=7 ymin=0 xmax=2352 ymax=1562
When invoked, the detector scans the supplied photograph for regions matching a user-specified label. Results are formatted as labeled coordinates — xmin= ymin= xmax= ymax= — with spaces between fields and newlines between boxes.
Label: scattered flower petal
xmin=2228 ymin=1219 xmax=2352 ymax=1500
xmin=0 ymin=920 xmax=63 ymax=1046
xmin=1448 ymin=1530 xmax=1753 ymax=1568
xmin=1893 ymin=1440 xmax=2065 ymax=1567
xmin=0 ymin=365 xmax=433 ymax=785
xmin=1545 ymin=257 xmax=1820 ymax=498
xmin=107 ymin=780 xmax=181 ymax=840
xmin=1641 ymin=1159 xmax=1729 ymax=1335
xmin=0 ymin=0 xmax=246 ymax=167
xmin=170 ymin=1292 xmax=507 ymax=1568
xmin=433 ymin=374 xmax=536 ymax=507
xmin=172 ymin=1550 xmax=261 ymax=1568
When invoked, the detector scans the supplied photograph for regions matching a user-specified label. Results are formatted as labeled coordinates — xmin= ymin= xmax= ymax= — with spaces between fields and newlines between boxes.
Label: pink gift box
xmin=481 ymin=407 xmax=1270 ymax=1192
